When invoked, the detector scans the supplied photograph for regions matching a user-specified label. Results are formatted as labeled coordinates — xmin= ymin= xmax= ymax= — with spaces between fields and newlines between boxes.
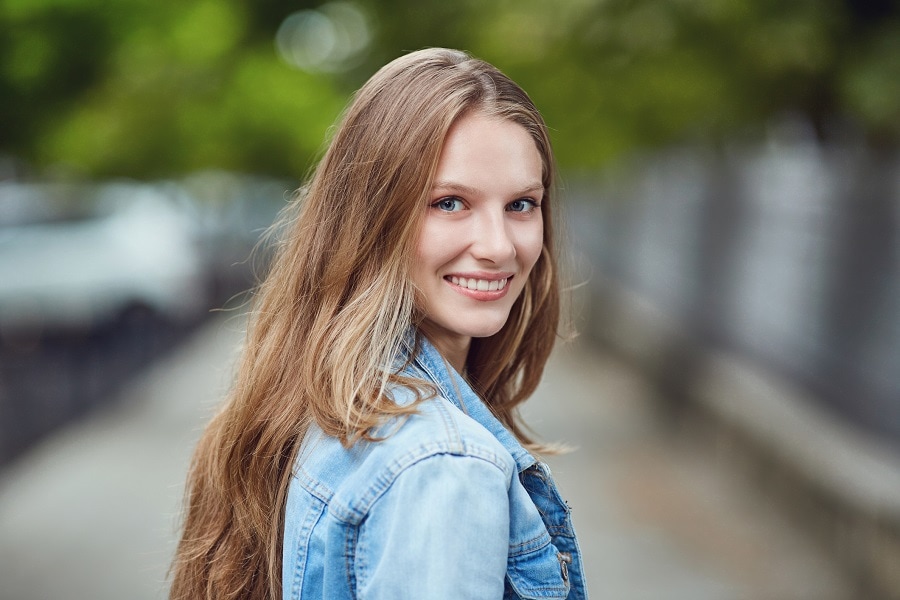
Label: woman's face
xmin=412 ymin=111 xmax=544 ymax=363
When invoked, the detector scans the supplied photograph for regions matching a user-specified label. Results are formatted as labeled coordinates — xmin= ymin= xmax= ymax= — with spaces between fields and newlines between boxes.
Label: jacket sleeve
xmin=355 ymin=452 xmax=511 ymax=599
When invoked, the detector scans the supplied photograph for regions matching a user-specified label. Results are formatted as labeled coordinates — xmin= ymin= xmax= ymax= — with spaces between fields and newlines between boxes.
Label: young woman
xmin=170 ymin=48 xmax=587 ymax=600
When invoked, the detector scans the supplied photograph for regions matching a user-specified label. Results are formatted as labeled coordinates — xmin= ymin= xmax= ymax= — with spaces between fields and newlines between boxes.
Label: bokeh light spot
xmin=275 ymin=2 xmax=371 ymax=73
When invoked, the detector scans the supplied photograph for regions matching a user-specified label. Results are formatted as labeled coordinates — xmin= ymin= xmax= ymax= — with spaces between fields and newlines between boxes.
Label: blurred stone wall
xmin=569 ymin=140 xmax=900 ymax=445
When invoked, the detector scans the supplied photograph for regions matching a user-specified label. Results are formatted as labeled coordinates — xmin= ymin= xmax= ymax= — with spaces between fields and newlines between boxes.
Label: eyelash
xmin=430 ymin=197 xmax=541 ymax=213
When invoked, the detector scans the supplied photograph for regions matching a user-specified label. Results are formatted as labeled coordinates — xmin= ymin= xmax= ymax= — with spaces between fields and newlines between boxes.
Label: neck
xmin=420 ymin=327 xmax=470 ymax=374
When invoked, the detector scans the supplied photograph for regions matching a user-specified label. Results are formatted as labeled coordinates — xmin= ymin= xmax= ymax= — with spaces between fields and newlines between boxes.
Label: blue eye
xmin=433 ymin=197 xmax=464 ymax=212
xmin=507 ymin=198 xmax=539 ymax=213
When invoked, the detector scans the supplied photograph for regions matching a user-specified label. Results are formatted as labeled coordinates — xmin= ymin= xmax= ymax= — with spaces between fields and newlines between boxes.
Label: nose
xmin=470 ymin=209 xmax=516 ymax=264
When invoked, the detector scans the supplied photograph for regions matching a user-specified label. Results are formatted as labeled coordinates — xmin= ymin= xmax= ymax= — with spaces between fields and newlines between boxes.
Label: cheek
xmin=416 ymin=218 xmax=462 ymax=266
xmin=518 ymin=222 xmax=544 ymax=270
xmin=414 ymin=221 xmax=441 ymax=263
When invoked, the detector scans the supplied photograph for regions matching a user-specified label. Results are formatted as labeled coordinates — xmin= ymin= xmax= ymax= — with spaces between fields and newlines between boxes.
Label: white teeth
xmin=448 ymin=276 xmax=509 ymax=291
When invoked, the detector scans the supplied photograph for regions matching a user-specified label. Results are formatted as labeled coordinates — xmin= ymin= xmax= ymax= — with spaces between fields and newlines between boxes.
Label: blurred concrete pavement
xmin=0 ymin=316 xmax=852 ymax=599
xmin=0 ymin=315 xmax=243 ymax=600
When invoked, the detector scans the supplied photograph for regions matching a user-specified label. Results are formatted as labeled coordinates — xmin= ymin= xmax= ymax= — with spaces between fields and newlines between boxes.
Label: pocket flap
xmin=506 ymin=541 xmax=570 ymax=599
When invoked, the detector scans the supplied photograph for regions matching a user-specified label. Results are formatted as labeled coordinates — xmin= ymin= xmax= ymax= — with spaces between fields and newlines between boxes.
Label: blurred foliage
xmin=1 ymin=0 xmax=898 ymax=179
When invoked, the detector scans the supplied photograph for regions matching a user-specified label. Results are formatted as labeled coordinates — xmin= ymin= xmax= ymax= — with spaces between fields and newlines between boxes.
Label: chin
xmin=466 ymin=319 xmax=510 ymax=340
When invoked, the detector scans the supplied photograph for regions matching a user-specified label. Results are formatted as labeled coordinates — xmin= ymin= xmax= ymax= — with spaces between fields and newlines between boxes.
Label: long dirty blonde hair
xmin=170 ymin=48 xmax=561 ymax=600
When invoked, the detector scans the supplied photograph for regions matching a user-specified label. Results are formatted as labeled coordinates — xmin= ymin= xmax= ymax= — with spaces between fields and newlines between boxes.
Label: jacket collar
xmin=405 ymin=334 xmax=536 ymax=473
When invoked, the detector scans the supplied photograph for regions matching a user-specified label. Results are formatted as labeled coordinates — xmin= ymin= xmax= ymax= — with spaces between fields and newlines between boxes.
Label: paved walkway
xmin=0 ymin=316 xmax=852 ymax=599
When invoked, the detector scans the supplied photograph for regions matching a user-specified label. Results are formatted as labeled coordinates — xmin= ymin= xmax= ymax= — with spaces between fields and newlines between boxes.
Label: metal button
xmin=558 ymin=551 xmax=572 ymax=583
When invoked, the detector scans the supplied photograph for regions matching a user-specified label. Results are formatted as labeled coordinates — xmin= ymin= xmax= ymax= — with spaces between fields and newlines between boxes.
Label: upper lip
xmin=444 ymin=271 xmax=514 ymax=281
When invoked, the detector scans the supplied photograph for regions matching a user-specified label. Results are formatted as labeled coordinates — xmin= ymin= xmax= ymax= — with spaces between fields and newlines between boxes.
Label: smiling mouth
xmin=447 ymin=276 xmax=510 ymax=292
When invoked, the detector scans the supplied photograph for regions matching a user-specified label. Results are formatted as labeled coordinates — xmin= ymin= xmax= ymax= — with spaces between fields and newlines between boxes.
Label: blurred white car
xmin=0 ymin=182 xmax=208 ymax=337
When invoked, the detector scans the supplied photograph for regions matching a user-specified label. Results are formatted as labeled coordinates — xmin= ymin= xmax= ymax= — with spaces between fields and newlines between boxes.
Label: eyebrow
xmin=431 ymin=180 xmax=545 ymax=198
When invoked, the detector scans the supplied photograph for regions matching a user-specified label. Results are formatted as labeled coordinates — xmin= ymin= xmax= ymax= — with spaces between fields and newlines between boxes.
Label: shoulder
xmin=382 ymin=384 xmax=514 ymax=472
xmin=292 ymin=386 xmax=516 ymax=524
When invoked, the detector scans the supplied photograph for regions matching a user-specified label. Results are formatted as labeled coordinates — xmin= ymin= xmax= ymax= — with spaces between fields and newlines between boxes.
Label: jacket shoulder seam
xmin=330 ymin=437 xmax=514 ymax=525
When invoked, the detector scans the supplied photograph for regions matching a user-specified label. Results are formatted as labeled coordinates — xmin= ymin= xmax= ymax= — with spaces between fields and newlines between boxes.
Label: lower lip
xmin=444 ymin=277 xmax=512 ymax=301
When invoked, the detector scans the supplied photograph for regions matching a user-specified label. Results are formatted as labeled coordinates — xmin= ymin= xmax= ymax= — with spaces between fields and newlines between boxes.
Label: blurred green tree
xmin=0 ymin=0 xmax=897 ymax=179
xmin=355 ymin=0 xmax=900 ymax=166
xmin=1 ymin=0 xmax=347 ymax=178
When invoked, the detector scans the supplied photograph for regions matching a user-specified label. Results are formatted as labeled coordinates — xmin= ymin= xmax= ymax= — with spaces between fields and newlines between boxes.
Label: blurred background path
xmin=0 ymin=315 xmax=851 ymax=600
xmin=0 ymin=316 xmax=243 ymax=600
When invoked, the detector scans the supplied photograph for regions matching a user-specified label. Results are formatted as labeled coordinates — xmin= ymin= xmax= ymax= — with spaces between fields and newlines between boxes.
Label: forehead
xmin=434 ymin=113 xmax=543 ymax=192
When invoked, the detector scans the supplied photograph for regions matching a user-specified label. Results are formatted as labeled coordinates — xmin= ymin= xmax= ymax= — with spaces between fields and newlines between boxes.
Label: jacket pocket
xmin=504 ymin=540 xmax=571 ymax=599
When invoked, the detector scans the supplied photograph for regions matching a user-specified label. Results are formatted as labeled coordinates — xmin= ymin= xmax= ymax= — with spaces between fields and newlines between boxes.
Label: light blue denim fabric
xmin=282 ymin=335 xmax=588 ymax=599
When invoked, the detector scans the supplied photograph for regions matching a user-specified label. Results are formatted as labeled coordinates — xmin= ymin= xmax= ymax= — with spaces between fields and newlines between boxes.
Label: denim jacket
xmin=282 ymin=336 xmax=588 ymax=599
